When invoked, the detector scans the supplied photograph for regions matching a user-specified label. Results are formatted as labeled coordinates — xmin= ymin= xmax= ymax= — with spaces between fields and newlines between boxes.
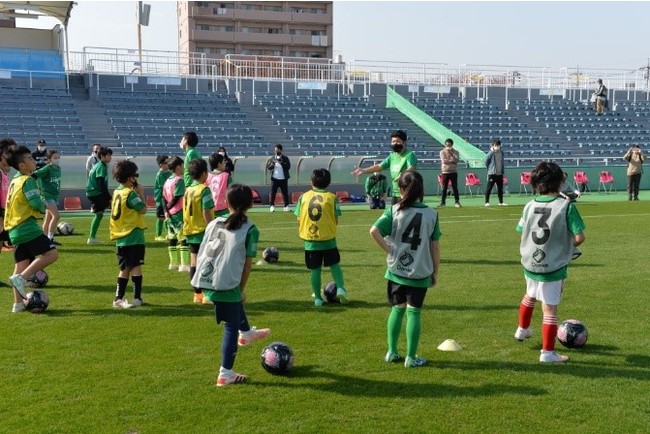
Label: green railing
xmin=385 ymin=86 xmax=486 ymax=168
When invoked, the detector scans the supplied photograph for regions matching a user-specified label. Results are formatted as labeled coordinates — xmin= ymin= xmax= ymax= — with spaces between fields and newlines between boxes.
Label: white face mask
xmin=52 ymin=158 xmax=60 ymax=165
xmin=218 ymin=151 xmax=225 ymax=156
xmin=179 ymin=142 xmax=184 ymax=150
xmin=37 ymin=146 xmax=45 ymax=151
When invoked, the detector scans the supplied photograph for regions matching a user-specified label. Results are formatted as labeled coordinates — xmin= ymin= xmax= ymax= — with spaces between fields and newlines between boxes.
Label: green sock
xmin=406 ymin=307 xmax=422 ymax=359
xmin=179 ymin=243 xmax=189 ymax=267
xmin=387 ymin=306 xmax=406 ymax=354
xmin=89 ymin=213 xmax=103 ymax=239
xmin=156 ymin=219 xmax=164 ymax=237
xmin=168 ymin=245 xmax=178 ymax=265
xmin=330 ymin=263 xmax=346 ymax=290
xmin=310 ymin=268 xmax=322 ymax=300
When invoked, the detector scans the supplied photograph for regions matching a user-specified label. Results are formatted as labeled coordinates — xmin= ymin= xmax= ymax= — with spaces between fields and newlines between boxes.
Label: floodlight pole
xmin=137 ymin=1 xmax=143 ymax=68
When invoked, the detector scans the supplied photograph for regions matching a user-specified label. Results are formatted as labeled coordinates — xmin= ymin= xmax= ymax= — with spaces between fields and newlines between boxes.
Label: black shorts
xmin=387 ymin=281 xmax=427 ymax=308
xmin=305 ymin=248 xmax=340 ymax=270
xmin=88 ymin=195 xmax=110 ymax=213
xmin=156 ymin=205 xmax=165 ymax=219
xmin=116 ymin=244 xmax=145 ymax=270
xmin=14 ymin=234 xmax=56 ymax=263
xmin=214 ymin=300 xmax=243 ymax=325
xmin=189 ymin=243 xmax=201 ymax=254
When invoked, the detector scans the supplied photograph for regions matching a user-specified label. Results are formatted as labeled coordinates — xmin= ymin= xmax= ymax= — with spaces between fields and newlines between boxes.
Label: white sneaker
xmin=131 ymin=298 xmax=143 ymax=307
xmin=12 ymin=302 xmax=25 ymax=313
xmin=454 ymin=203 xmax=462 ymax=208
xmin=283 ymin=206 xmax=290 ymax=212
xmin=539 ymin=350 xmax=569 ymax=363
xmin=269 ymin=206 xmax=275 ymax=213
xmin=484 ymin=203 xmax=490 ymax=207
xmin=514 ymin=327 xmax=533 ymax=341
xmin=9 ymin=274 xmax=27 ymax=299
xmin=499 ymin=202 xmax=509 ymax=207
xmin=178 ymin=265 xmax=190 ymax=272
xmin=87 ymin=238 xmax=102 ymax=245
xmin=238 ymin=326 xmax=271 ymax=347
xmin=112 ymin=298 xmax=133 ymax=308
xmin=168 ymin=263 xmax=179 ymax=271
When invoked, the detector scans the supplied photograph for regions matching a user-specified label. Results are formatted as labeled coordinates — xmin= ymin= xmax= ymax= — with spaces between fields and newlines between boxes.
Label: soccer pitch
xmin=1 ymin=194 xmax=649 ymax=433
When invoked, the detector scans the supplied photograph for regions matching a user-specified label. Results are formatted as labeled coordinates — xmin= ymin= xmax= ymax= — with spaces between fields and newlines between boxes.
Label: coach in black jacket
xmin=266 ymin=144 xmax=291 ymax=212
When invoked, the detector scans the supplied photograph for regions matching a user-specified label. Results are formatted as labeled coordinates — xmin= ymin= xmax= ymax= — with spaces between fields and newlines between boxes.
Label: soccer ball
xmin=261 ymin=341 xmax=294 ymax=375
xmin=262 ymin=246 xmax=279 ymax=263
xmin=27 ymin=270 xmax=49 ymax=288
xmin=57 ymin=221 xmax=74 ymax=235
xmin=557 ymin=319 xmax=588 ymax=348
xmin=25 ymin=290 xmax=49 ymax=313
xmin=321 ymin=281 xmax=340 ymax=304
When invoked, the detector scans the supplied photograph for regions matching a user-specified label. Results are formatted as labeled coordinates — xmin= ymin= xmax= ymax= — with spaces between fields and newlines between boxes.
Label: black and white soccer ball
xmin=262 ymin=247 xmax=280 ymax=264
xmin=261 ymin=341 xmax=294 ymax=375
xmin=27 ymin=270 xmax=49 ymax=288
xmin=57 ymin=221 xmax=74 ymax=236
xmin=557 ymin=319 xmax=588 ymax=348
xmin=321 ymin=281 xmax=340 ymax=304
xmin=25 ymin=290 xmax=49 ymax=313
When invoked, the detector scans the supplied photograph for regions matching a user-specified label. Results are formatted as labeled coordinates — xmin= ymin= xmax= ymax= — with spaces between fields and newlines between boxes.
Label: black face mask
xmin=391 ymin=144 xmax=404 ymax=153
xmin=276 ymin=152 xmax=282 ymax=156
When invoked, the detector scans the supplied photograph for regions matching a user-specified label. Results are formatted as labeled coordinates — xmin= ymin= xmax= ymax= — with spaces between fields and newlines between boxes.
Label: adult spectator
xmin=439 ymin=138 xmax=461 ymax=208
xmin=365 ymin=171 xmax=387 ymax=209
xmin=32 ymin=139 xmax=48 ymax=169
xmin=85 ymin=144 xmax=101 ymax=178
xmin=484 ymin=139 xmax=507 ymax=206
xmin=266 ymin=144 xmax=291 ymax=212
xmin=593 ymin=79 xmax=608 ymax=113
xmin=623 ymin=145 xmax=645 ymax=201
xmin=351 ymin=130 xmax=417 ymax=204
xmin=217 ymin=146 xmax=235 ymax=174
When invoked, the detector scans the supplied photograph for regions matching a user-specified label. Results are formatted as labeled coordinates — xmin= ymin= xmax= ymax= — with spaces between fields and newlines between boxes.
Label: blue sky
xmin=18 ymin=1 xmax=650 ymax=71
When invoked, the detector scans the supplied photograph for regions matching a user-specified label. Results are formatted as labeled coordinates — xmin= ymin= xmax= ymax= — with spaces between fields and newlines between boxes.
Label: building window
xmin=268 ymin=28 xmax=281 ymax=34
xmin=241 ymin=4 xmax=263 ymax=11
xmin=195 ymin=1 xmax=210 ymax=7
xmin=309 ymin=8 xmax=326 ymax=14
xmin=264 ymin=5 xmax=282 ymax=12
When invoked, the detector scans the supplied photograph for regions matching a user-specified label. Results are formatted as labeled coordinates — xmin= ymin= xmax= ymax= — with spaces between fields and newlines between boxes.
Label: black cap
xmin=37 ymin=139 xmax=46 ymax=145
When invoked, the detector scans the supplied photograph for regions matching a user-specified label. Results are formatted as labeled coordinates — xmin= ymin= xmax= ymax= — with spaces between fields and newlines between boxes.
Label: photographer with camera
xmin=266 ymin=144 xmax=291 ymax=212
xmin=623 ymin=145 xmax=645 ymax=201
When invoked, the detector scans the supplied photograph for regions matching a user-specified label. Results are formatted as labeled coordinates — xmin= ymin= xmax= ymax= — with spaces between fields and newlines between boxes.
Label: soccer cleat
xmin=314 ymin=298 xmax=324 ymax=307
xmin=193 ymin=293 xmax=204 ymax=304
xmin=86 ymin=238 xmax=102 ymax=245
xmin=539 ymin=350 xmax=569 ymax=363
xmin=269 ymin=205 xmax=275 ymax=213
xmin=11 ymin=302 xmax=25 ymax=313
xmin=384 ymin=351 xmax=404 ymax=363
xmin=484 ymin=203 xmax=491 ymax=207
xmin=404 ymin=356 xmax=428 ymax=368
xmin=499 ymin=202 xmax=509 ymax=207
xmin=514 ymin=327 xmax=533 ymax=341
xmin=336 ymin=287 xmax=349 ymax=304
xmin=454 ymin=203 xmax=462 ymax=208
xmin=9 ymin=274 xmax=28 ymax=299
xmin=168 ymin=263 xmax=179 ymax=271
xmin=112 ymin=298 xmax=133 ymax=309
xmin=283 ymin=206 xmax=290 ymax=212
xmin=202 ymin=296 xmax=213 ymax=305
xmin=216 ymin=371 xmax=247 ymax=387
xmin=238 ymin=326 xmax=271 ymax=347
xmin=178 ymin=265 xmax=190 ymax=272
xmin=131 ymin=298 xmax=143 ymax=307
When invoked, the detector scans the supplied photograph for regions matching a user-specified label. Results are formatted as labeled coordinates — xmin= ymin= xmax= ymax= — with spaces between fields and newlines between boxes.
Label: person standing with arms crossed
xmin=352 ymin=130 xmax=417 ymax=205
xmin=439 ymin=139 xmax=461 ymax=208
xmin=266 ymin=144 xmax=291 ymax=212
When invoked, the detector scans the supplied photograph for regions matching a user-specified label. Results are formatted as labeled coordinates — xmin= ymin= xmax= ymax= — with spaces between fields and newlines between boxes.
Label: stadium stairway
xmin=69 ymin=74 xmax=121 ymax=152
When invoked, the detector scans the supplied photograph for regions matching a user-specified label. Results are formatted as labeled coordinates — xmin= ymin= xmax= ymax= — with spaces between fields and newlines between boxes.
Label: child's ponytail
xmin=224 ymin=184 xmax=254 ymax=231
xmin=396 ymin=170 xmax=424 ymax=211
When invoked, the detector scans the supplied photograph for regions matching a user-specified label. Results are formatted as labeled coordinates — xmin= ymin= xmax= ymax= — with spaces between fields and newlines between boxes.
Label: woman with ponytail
xmin=191 ymin=184 xmax=271 ymax=386
xmin=369 ymin=170 xmax=441 ymax=368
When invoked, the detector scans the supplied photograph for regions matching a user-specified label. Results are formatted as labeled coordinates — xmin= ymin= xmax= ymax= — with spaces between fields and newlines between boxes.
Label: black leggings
xmin=270 ymin=178 xmax=290 ymax=207
xmin=440 ymin=172 xmax=459 ymax=204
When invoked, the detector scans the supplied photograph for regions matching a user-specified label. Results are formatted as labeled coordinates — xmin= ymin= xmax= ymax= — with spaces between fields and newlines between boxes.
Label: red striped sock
xmin=518 ymin=296 xmax=536 ymax=329
xmin=542 ymin=314 xmax=558 ymax=351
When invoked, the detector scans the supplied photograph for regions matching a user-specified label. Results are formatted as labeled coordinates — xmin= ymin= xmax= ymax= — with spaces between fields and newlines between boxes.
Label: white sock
xmin=48 ymin=232 xmax=54 ymax=239
xmin=219 ymin=366 xmax=232 ymax=376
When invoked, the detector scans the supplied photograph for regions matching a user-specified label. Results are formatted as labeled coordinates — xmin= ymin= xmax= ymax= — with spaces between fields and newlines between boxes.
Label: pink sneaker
xmin=238 ymin=327 xmax=271 ymax=347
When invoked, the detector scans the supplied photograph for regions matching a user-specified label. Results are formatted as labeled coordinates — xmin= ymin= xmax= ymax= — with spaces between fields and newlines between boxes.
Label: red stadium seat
xmin=291 ymin=191 xmax=304 ymax=204
xmin=519 ymin=172 xmax=532 ymax=194
xmin=63 ymin=196 xmax=82 ymax=210
xmin=145 ymin=195 xmax=156 ymax=208
xmin=464 ymin=173 xmax=481 ymax=196
xmin=574 ymin=171 xmax=590 ymax=193
xmin=598 ymin=171 xmax=615 ymax=193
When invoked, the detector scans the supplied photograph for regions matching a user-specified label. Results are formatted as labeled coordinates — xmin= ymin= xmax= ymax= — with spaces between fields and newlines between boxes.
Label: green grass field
xmin=1 ymin=192 xmax=649 ymax=433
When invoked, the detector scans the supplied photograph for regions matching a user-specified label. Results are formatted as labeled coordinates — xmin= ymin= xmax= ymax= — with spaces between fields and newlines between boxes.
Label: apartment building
xmin=177 ymin=1 xmax=333 ymax=59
